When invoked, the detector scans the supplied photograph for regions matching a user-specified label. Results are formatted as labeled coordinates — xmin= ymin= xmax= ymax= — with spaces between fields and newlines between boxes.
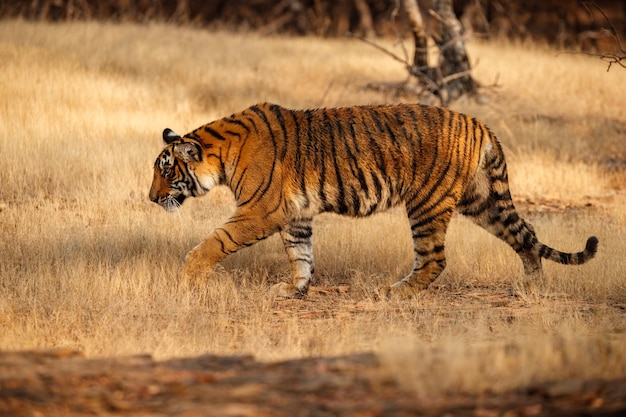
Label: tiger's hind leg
xmin=460 ymin=196 xmax=544 ymax=285
xmin=457 ymin=163 xmax=544 ymax=286
xmin=381 ymin=208 xmax=453 ymax=299
xmin=271 ymin=218 xmax=314 ymax=298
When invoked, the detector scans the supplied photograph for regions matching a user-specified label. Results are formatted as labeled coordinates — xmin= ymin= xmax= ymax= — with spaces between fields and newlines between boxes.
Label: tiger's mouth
xmin=161 ymin=194 xmax=187 ymax=212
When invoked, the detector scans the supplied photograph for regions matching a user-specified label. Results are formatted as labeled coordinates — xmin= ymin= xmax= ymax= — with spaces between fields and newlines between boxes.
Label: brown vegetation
xmin=1 ymin=0 xmax=624 ymax=51
xmin=0 ymin=20 xmax=625 ymax=414
xmin=2 ymin=348 xmax=626 ymax=416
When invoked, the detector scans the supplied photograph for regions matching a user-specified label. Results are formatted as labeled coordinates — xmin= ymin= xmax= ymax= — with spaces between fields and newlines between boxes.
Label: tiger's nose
xmin=148 ymin=186 xmax=159 ymax=203
xmin=149 ymin=180 xmax=162 ymax=204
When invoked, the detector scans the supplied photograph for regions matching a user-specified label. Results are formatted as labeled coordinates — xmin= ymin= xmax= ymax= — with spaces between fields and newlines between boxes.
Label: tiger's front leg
xmin=271 ymin=218 xmax=314 ymax=298
xmin=178 ymin=216 xmax=279 ymax=287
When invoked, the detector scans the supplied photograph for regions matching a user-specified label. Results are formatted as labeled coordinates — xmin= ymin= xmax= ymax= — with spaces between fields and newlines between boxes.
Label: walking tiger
xmin=149 ymin=103 xmax=598 ymax=298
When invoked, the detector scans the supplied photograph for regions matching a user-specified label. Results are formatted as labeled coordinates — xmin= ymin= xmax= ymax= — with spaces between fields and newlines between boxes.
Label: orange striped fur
xmin=149 ymin=103 xmax=598 ymax=297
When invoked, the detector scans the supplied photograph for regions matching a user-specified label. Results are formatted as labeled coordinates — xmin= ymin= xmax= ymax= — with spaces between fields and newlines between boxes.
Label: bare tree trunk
xmin=172 ymin=0 xmax=190 ymax=23
xmin=354 ymin=0 xmax=375 ymax=38
xmin=403 ymin=0 xmax=429 ymax=69
xmin=397 ymin=0 xmax=479 ymax=105
xmin=432 ymin=0 xmax=477 ymax=100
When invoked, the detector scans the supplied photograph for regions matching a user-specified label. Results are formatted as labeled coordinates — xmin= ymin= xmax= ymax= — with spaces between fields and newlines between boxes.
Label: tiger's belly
xmin=286 ymin=181 xmax=404 ymax=219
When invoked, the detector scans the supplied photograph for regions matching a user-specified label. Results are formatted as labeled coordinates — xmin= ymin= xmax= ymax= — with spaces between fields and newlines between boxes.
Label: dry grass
xmin=1 ymin=20 xmax=625 ymax=395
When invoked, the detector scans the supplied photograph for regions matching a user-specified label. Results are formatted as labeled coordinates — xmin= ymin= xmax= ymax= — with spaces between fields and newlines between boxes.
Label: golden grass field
xmin=1 ymin=20 xmax=625 ymax=396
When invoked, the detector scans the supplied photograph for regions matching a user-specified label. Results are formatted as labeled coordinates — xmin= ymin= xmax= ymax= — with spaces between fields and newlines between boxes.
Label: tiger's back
xmin=150 ymin=103 xmax=598 ymax=298
xmin=275 ymin=104 xmax=485 ymax=220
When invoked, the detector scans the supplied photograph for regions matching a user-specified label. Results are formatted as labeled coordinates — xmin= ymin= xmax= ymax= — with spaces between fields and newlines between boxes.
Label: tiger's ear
xmin=163 ymin=128 xmax=181 ymax=144
xmin=174 ymin=142 xmax=202 ymax=163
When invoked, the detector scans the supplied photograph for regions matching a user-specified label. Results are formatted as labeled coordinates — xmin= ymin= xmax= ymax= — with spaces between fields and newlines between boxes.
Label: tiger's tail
xmin=536 ymin=235 xmax=599 ymax=265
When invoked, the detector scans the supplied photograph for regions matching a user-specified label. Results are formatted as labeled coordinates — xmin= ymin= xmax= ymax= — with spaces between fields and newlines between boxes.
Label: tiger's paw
xmin=513 ymin=278 xmax=545 ymax=300
xmin=177 ymin=261 xmax=213 ymax=288
xmin=270 ymin=282 xmax=308 ymax=299
xmin=375 ymin=281 xmax=426 ymax=300
xmin=374 ymin=285 xmax=392 ymax=301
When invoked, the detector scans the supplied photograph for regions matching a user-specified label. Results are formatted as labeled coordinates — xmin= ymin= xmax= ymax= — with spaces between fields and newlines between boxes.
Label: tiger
xmin=149 ymin=103 xmax=598 ymax=298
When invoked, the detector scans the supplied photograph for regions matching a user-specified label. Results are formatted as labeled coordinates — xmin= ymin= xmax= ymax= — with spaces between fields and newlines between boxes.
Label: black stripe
xmin=538 ymin=245 xmax=552 ymax=259
xmin=410 ymin=207 xmax=453 ymax=230
xmin=406 ymin=143 xmax=450 ymax=219
xmin=233 ymin=167 xmax=248 ymax=199
xmin=576 ymin=252 xmax=585 ymax=264
xmin=404 ymin=108 xmax=422 ymax=188
xmin=491 ymin=189 xmax=512 ymax=201
xmin=326 ymin=110 xmax=348 ymax=214
xmin=416 ymin=245 xmax=445 ymax=257
xmin=264 ymin=188 xmax=284 ymax=217
xmin=292 ymin=257 xmax=313 ymax=264
xmin=345 ymin=108 xmax=369 ymax=196
xmin=349 ymin=186 xmax=361 ymax=215
xmin=204 ymin=126 xmax=227 ymax=141
xmin=522 ymin=232 xmax=535 ymax=250
xmin=409 ymin=126 xmax=440 ymax=201
xmin=458 ymin=191 xmax=479 ymax=207
xmin=292 ymin=111 xmax=303 ymax=179
xmin=224 ymin=118 xmax=251 ymax=133
xmin=371 ymin=172 xmax=383 ymax=201
xmin=459 ymin=199 xmax=490 ymax=217
xmin=414 ymin=258 xmax=446 ymax=272
xmin=345 ymin=108 xmax=362 ymax=153
xmin=301 ymin=110 xmax=314 ymax=202
xmin=508 ymin=219 xmax=525 ymax=235
xmin=363 ymin=110 xmax=388 ymax=179
xmin=229 ymin=136 xmax=248 ymax=190
xmin=412 ymin=228 xmax=436 ymax=240
xmin=412 ymin=107 xmax=424 ymax=152
xmin=502 ymin=212 xmax=520 ymax=227
xmin=317 ymin=111 xmax=329 ymax=210
xmin=380 ymin=115 xmax=403 ymax=182
xmin=215 ymin=236 xmax=228 ymax=255
xmin=247 ymin=105 xmax=278 ymax=207
xmin=474 ymin=119 xmax=485 ymax=154
xmin=286 ymin=225 xmax=312 ymax=240
xmin=270 ymin=104 xmax=289 ymax=160
xmin=237 ymin=177 xmax=265 ymax=207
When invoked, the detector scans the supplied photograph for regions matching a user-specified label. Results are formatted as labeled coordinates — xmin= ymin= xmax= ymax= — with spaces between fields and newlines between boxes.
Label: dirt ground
xmin=1 ymin=346 xmax=625 ymax=417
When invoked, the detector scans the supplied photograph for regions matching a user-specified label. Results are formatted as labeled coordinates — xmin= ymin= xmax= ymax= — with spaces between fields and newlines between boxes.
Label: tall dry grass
xmin=1 ymin=20 xmax=625 ymax=394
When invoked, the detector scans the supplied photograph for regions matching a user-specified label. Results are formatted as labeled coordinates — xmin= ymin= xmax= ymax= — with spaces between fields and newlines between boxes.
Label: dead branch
xmin=569 ymin=1 xmax=626 ymax=71
xmin=348 ymin=32 xmax=409 ymax=67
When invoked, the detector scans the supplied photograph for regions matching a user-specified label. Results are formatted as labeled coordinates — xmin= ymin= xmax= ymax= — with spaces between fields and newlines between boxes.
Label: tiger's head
xmin=149 ymin=128 xmax=222 ymax=212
